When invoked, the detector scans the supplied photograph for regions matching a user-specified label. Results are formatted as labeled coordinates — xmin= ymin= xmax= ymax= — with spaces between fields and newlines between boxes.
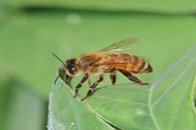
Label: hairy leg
xmin=81 ymin=75 xmax=103 ymax=101
xmin=74 ymin=74 xmax=89 ymax=97
xmin=118 ymin=69 xmax=148 ymax=85
xmin=110 ymin=72 xmax=116 ymax=85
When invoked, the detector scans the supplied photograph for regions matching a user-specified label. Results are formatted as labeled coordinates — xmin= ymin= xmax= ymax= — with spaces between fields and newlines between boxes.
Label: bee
xmin=53 ymin=38 xmax=152 ymax=101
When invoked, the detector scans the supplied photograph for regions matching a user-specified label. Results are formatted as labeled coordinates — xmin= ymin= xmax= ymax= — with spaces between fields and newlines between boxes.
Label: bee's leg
xmin=74 ymin=74 xmax=89 ymax=98
xmin=65 ymin=75 xmax=73 ymax=86
xmin=118 ymin=69 xmax=148 ymax=85
xmin=110 ymin=72 xmax=116 ymax=85
xmin=81 ymin=75 xmax=103 ymax=101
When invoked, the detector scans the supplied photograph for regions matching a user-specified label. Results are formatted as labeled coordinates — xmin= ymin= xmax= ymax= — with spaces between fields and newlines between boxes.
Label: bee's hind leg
xmin=118 ymin=69 xmax=148 ymax=85
xmin=81 ymin=75 xmax=103 ymax=101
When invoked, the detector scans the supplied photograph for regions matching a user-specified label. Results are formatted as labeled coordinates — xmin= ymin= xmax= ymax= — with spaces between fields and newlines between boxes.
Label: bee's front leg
xmin=65 ymin=75 xmax=73 ymax=86
xmin=81 ymin=75 xmax=103 ymax=101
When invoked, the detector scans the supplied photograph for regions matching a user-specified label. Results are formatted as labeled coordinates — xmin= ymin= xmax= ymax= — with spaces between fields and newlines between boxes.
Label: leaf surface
xmin=48 ymin=81 xmax=114 ymax=130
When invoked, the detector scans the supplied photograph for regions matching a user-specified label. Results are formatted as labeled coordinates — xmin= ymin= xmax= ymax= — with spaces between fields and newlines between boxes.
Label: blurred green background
xmin=0 ymin=0 xmax=196 ymax=130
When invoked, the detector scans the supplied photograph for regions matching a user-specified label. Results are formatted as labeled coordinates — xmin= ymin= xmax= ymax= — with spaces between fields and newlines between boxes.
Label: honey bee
xmin=53 ymin=38 xmax=152 ymax=101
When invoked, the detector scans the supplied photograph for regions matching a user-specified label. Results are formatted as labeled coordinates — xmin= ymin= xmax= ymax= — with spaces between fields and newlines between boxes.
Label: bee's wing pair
xmin=99 ymin=37 xmax=138 ymax=53
xmin=94 ymin=37 xmax=148 ymax=66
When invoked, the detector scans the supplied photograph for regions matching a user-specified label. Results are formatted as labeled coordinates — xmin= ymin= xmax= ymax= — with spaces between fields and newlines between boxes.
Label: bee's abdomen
xmin=136 ymin=61 xmax=153 ymax=73
xmin=112 ymin=54 xmax=152 ymax=74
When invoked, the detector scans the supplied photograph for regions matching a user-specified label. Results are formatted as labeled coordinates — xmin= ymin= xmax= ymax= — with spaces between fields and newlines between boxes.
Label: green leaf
xmin=48 ymin=81 xmax=115 ymax=130
xmin=48 ymin=45 xmax=196 ymax=129
xmin=148 ymin=45 xmax=196 ymax=130
xmin=85 ymin=85 xmax=156 ymax=130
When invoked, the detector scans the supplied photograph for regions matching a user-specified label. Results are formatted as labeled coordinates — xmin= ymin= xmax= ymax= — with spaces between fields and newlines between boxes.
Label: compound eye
xmin=68 ymin=64 xmax=77 ymax=75
xmin=70 ymin=67 xmax=76 ymax=74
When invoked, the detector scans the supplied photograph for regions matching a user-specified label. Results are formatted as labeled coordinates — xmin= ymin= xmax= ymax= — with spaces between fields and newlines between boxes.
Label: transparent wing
xmin=99 ymin=37 xmax=138 ymax=53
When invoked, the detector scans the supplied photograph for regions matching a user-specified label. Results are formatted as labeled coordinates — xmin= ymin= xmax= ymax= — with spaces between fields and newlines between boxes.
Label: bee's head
xmin=65 ymin=58 xmax=78 ymax=76
xmin=53 ymin=53 xmax=80 ymax=84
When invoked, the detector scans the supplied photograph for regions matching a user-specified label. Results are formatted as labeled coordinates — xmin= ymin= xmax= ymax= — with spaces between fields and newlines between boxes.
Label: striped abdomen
xmin=109 ymin=53 xmax=153 ymax=74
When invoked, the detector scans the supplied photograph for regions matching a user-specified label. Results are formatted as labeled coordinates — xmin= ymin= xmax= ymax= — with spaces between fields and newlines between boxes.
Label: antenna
xmin=52 ymin=53 xmax=65 ymax=65
xmin=53 ymin=53 xmax=65 ymax=84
